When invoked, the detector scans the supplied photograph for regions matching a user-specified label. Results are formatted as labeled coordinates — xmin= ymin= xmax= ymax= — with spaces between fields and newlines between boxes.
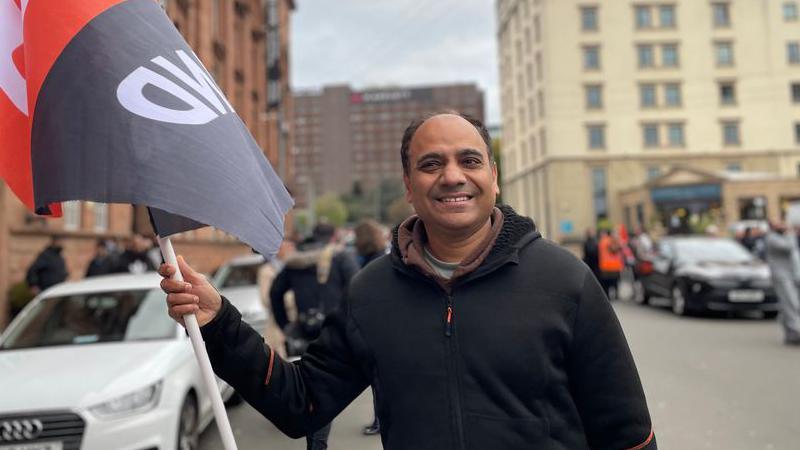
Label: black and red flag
xmin=1 ymin=0 xmax=292 ymax=256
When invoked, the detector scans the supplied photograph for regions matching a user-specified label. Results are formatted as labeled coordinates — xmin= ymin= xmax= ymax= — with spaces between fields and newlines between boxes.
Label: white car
xmin=0 ymin=273 xmax=235 ymax=450
xmin=211 ymin=254 xmax=269 ymax=332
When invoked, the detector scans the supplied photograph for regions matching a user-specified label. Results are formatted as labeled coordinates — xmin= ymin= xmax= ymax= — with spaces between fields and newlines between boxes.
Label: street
xmin=200 ymin=299 xmax=800 ymax=450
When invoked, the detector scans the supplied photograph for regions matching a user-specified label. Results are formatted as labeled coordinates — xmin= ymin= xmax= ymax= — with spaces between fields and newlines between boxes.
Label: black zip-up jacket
xmin=200 ymin=206 xmax=656 ymax=449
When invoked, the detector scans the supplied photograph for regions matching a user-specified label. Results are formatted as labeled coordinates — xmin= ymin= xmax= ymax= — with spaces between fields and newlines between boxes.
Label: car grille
xmin=0 ymin=411 xmax=85 ymax=450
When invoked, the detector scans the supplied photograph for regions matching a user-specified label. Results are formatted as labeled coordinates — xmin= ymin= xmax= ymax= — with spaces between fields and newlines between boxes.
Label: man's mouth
xmin=437 ymin=194 xmax=474 ymax=204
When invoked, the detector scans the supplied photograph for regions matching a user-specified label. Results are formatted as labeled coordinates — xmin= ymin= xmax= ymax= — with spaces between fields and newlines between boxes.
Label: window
xmin=528 ymin=97 xmax=536 ymax=124
xmin=635 ymin=5 xmax=652 ymax=28
xmin=784 ymin=2 xmax=798 ymax=21
xmin=583 ymin=45 xmax=601 ymax=70
xmin=719 ymin=81 xmax=736 ymax=105
xmin=640 ymin=83 xmax=657 ymax=108
xmin=714 ymin=41 xmax=734 ymax=66
xmin=788 ymin=42 xmax=800 ymax=64
xmin=792 ymin=83 xmax=800 ymax=103
xmin=643 ymin=123 xmax=660 ymax=147
xmin=538 ymin=90 xmax=545 ymax=117
xmin=534 ymin=15 xmax=541 ymax=42
xmin=587 ymin=124 xmax=606 ymax=149
xmin=585 ymin=84 xmax=603 ymax=109
xmin=662 ymin=44 xmax=679 ymax=67
xmin=637 ymin=44 xmax=654 ymax=68
xmin=664 ymin=83 xmax=682 ymax=106
xmin=592 ymin=167 xmax=607 ymax=220
xmin=659 ymin=5 xmax=676 ymax=27
xmin=646 ymin=166 xmax=662 ymax=180
xmin=581 ymin=6 xmax=598 ymax=31
xmin=526 ymin=64 xmax=534 ymax=88
xmin=63 ymin=201 xmax=81 ymax=231
xmin=712 ymin=2 xmax=731 ymax=27
xmin=722 ymin=121 xmax=740 ymax=146
xmin=667 ymin=123 xmax=685 ymax=147
xmin=795 ymin=122 xmax=800 ymax=143
xmin=93 ymin=203 xmax=108 ymax=232
xmin=726 ymin=162 xmax=742 ymax=172
xmin=536 ymin=52 xmax=543 ymax=80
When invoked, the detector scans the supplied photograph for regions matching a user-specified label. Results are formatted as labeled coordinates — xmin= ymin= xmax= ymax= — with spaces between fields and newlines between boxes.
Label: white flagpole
xmin=157 ymin=236 xmax=238 ymax=450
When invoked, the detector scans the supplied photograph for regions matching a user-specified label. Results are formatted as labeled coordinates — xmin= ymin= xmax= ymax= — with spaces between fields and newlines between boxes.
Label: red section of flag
xmin=0 ymin=0 xmax=124 ymax=214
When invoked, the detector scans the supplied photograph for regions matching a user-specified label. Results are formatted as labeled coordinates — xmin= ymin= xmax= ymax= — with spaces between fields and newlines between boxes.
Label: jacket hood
xmin=391 ymin=204 xmax=539 ymax=276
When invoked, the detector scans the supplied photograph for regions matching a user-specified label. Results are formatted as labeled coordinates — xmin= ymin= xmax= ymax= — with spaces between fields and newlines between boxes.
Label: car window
xmin=219 ymin=264 xmax=261 ymax=288
xmin=0 ymin=288 xmax=175 ymax=350
xmin=673 ymin=239 xmax=754 ymax=264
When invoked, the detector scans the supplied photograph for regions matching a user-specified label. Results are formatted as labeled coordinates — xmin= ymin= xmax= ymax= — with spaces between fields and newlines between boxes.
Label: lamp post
xmin=297 ymin=175 xmax=316 ymax=235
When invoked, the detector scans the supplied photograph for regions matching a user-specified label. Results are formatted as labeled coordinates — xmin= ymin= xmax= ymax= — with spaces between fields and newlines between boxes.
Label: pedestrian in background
xmin=269 ymin=222 xmax=359 ymax=450
xmin=353 ymin=219 xmax=389 ymax=436
xmin=598 ymin=229 xmax=624 ymax=299
xmin=258 ymin=239 xmax=297 ymax=359
xmin=582 ymin=228 xmax=600 ymax=282
xmin=765 ymin=220 xmax=800 ymax=345
xmin=85 ymin=239 xmax=113 ymax=277
xmin=26 ymin=236 xmax=68 ymax=295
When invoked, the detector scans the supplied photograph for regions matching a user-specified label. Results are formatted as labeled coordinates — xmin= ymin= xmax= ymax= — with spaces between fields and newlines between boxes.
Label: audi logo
xmin=0 ymin=419 xmax=43 ymax=441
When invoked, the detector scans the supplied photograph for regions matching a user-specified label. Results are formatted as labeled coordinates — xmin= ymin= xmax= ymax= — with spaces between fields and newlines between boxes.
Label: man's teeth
xmin=441 ymin=196 xmax=470 ymax=203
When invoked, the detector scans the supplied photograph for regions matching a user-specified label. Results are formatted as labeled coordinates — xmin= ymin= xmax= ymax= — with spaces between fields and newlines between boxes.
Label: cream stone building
xmin=496 ymin=0 xmax=800 ymax=245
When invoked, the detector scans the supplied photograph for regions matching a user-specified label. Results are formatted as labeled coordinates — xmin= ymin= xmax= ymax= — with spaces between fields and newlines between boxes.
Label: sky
xmin=290 ymin=0 xmax=500 ymax=124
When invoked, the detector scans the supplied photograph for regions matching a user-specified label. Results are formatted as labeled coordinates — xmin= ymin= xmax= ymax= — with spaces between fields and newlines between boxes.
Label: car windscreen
xmin=219 ymin=264 xmax=261 ymax=288
xmin=0 ymin=288 xmax=175 ymax=350
xmin=673 ymin=239 xmax=754 ymax=264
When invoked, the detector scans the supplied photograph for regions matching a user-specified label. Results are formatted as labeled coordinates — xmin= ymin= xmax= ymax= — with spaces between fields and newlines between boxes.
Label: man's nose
xmin=440 ymin=163 xmax=467 ymax=186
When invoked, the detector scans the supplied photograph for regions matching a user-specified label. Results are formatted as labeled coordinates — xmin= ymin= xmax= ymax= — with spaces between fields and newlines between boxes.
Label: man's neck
xmin=424 ymin=218 xmax=493 ymax=263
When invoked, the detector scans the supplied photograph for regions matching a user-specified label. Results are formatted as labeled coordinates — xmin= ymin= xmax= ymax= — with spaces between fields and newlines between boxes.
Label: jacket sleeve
xmin=200 ymin=296 xmax=370 ymax=438
xmin=567 ymin=271 xmax=656 ymax=450
xmin=269 ymin=268 xmax=291 ymax=330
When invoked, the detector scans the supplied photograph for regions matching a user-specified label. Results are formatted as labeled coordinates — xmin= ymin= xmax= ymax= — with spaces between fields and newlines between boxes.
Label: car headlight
xmin=89 ymin=380 xmax=163 ymax=419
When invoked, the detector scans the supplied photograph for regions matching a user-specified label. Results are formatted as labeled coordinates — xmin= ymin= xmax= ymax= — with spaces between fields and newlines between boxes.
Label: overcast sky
xmin=290 ymin=0 xmax=500 ymax=124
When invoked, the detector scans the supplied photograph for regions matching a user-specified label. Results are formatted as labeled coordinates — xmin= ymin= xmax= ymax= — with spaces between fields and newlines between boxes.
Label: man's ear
xmin=403 ymin=174 xmax=413 ymax=203
xmin=491 ymin=161 xmax=500 ymax=196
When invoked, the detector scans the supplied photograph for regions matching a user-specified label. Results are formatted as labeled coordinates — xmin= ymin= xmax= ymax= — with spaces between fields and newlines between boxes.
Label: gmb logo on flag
xmin=117 ymin=49 xmax=234 ymax=125
xmin=0 ymin=0 xmax=27 ymax=115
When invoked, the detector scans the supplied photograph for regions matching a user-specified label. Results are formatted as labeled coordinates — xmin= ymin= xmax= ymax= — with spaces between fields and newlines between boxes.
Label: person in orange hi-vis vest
xmin=598 ymin=229 xmax=624 ymax=300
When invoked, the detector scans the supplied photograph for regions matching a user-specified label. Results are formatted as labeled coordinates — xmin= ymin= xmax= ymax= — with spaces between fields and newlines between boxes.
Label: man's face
xmin=403 ymin=114 xmax=499 ymax=235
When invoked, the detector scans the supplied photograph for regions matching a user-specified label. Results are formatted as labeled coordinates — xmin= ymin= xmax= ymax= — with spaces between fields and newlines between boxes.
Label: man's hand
xmin=159 ymin=255 xmax=221 ymax=327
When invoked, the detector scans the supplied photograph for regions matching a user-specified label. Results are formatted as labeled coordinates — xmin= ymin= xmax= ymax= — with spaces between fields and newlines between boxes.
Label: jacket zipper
xmin=444 ymin=294 xmax=466 ymax=450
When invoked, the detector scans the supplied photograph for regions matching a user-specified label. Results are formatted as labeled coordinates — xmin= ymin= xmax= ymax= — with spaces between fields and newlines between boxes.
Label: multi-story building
xmin=497 ymin=0 xmax=800 ymax=243
xmin=0 ymin=0 xmax=295 ymax=328
xmin=292 ymin=84 xmax=485 ymax=208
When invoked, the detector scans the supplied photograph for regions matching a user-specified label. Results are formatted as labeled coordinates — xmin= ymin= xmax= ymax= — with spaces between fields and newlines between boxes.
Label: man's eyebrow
xmin=457 ymin=148 xmax=486 ymax=159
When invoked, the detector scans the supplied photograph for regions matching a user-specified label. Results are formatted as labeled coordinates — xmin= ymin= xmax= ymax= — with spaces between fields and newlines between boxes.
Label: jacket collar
xmin=391 ymin=204 xmax=540 ymax=283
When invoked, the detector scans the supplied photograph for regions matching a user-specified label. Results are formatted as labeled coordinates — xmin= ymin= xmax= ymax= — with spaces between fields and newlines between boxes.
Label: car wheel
xmin=225 ymin=391 xmax=244 ymax=407
xmin=177 ymin=394 xmax=199 ymax=450
xmin=763 ymin=311 xmax=779 ymax=320
xmin=671 ymin=284 xmax=691 ymax=316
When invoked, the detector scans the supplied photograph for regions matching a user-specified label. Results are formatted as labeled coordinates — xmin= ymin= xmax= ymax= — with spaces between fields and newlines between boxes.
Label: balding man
xmin=160 ymin=112 xmax=656 ymax=450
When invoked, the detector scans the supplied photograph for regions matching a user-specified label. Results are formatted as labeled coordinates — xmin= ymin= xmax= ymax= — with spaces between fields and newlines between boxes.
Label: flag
xmin=0 ymin=0 xmax=293 ymax=256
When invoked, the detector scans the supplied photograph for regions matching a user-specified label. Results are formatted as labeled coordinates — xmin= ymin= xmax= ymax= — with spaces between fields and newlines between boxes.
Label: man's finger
xmin=177 ymin=255 xmax=198 ymax=278
xmin=158 ymin=263 xmax=175 ymax=277
xmin=166 ymin=292 xmax=199 ymax=307
xmin=169 ymin=304 xmax=199 ymax=318
xmin=161 ymin=278 xmax=192 ymax=294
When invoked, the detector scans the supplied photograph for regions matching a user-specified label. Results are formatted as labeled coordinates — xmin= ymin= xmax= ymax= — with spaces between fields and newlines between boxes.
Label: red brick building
xmin=0 ymin=0 xmax=296 ymax=328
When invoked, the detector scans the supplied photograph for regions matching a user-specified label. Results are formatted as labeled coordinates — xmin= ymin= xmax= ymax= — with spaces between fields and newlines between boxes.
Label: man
xmin=111 ymin=233 xmax=156 ymax=274
xmin=26 ymin=236 xmax=68 ymax=295
xmin=85 ymin=239 xmax=113 ymax=277
xmin=160 ymin=112 xmax=656 ymax=449
xmin=765 ymin=220 xmax=800 ymax=345
xmin=269 ymin=223 xmax=359 ymax=450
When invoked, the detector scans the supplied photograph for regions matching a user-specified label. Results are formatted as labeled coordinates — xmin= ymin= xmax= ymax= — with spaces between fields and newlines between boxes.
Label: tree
xmin=315 ymin=194 xmax=348 ymax=227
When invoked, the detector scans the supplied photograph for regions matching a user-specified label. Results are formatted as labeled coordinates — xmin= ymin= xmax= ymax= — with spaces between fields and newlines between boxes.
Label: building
xmin=0 ymin=0 xmax=295 ymax=328
xmin=496 ymin=0 xmax=800 ymax=244
xmin=292 ymin=84 xmax=485 ymax=208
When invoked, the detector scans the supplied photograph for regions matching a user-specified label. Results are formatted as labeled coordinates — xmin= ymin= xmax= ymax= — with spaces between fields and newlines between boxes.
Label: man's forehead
xmin=410 ymin=114 xmax=487 ymax=155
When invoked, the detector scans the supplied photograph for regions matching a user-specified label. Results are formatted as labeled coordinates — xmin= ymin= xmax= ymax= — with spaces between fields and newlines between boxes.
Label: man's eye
xmin=463 ymin=158 xmax=482 ymax=166
xmin=420 ymin=161 xmax=440 ymax=170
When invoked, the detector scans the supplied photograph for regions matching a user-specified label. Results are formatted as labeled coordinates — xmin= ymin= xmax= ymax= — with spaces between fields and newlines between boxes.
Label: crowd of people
xmin=581 ymin=225 xmax=653 ymax=301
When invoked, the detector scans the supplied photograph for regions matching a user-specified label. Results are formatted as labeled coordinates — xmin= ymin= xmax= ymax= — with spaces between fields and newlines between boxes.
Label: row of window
xmin=580 ymin=2 xmax=798 ymax=32
xmin=586 ymin=121 xmax=800 ymax=150
xmin=584 ymin=81 xmax=800 ymax=110
xmin=582 ymin=41 xmax=800 ymax=71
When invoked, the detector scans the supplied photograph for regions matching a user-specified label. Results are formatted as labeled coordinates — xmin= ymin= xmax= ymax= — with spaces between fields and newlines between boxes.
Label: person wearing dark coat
xmin=268 ymin=222 xmax=359 ymax=450
xmin=582 ymin=227 xmax=600 ymax=281
xmin=85 ymin=239 xmax=113 ymax=277
xmin=159 ymin=113 xmax=655 ymax=450
xmin=26 ymin=236 xmax=68 ymax=295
